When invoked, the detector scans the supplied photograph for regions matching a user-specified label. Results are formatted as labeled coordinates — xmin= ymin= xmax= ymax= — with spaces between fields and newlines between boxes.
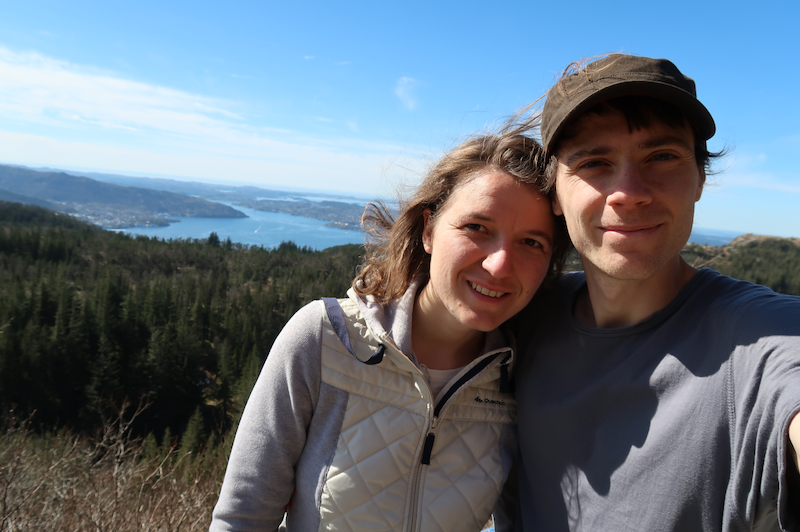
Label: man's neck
xmin=576 ymin=257 xmax=698 ymax=329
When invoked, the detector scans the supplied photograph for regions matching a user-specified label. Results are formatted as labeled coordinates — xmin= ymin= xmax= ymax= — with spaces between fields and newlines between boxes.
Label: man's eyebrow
xmin=639 ymin=135 xmax=694 ymax=151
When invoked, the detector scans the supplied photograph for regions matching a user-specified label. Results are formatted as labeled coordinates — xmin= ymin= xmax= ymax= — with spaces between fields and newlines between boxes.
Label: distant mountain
xmin=0 ymin=188 xmax=67 ymax=212
xmin=0 ymin=164 xmax=246 ymax=222
xmin=25 ymin=165 xmax=369 ymax=203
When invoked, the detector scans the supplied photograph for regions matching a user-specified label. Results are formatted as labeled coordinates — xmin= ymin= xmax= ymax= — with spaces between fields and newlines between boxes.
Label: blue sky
xmin=0 ymin=0 xmax=798 ymax=237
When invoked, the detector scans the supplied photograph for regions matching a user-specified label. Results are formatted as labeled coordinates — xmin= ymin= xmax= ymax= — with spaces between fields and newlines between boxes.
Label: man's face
xmin=552 ymin=110 xmax=704 ymax=282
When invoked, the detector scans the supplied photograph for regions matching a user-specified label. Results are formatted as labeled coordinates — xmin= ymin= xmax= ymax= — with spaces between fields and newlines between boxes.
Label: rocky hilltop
xmin=682 ymin=235 xmax=800 ymax=295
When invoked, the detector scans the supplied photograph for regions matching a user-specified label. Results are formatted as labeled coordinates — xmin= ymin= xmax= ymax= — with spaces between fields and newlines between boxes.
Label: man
xmin=514 ymin=54 xmax=800 ymax=531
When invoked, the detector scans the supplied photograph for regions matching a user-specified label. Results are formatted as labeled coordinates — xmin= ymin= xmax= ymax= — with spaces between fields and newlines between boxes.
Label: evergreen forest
xmin=0 ymin=201 xmax=363 ymax=454
xmin=2 ymin=201 xmax=799 ymax=449
xmin=1 ymin=200 xmax=798 ymax=530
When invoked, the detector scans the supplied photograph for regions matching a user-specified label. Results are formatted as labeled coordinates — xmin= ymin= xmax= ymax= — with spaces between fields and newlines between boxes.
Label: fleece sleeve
xmin=209 ymin=301 xmax=324 ymax=532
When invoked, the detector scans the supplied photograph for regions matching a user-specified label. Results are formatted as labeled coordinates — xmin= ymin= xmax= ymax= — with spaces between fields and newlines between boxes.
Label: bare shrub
xmin=0 ymin=403 xmax=224 ymax=532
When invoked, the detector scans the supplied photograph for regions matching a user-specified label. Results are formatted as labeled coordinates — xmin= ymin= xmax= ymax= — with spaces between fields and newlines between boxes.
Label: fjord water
xmin=118 ymin=206 xmax=365 ymax=250
xmin=116 ymin=203 xmax=739 ymax=251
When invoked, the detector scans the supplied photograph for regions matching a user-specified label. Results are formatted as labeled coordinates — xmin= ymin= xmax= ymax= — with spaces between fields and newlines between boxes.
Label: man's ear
xmin=552 ymin=194 xmax=563 ymax=216
xmin=696 ymin=168 xmax=705 ymax=202
xmin=422 ymin=208 xmax=433 ymax=254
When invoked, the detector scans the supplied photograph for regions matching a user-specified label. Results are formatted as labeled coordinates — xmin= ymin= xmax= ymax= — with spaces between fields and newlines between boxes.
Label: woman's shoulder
xmin=269 ymin=300 xmax=328 ymax=359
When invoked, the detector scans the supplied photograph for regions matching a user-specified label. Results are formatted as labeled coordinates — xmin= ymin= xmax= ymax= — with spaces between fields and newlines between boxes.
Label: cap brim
xmin=547 ymin=80 xmax=716 ymax=154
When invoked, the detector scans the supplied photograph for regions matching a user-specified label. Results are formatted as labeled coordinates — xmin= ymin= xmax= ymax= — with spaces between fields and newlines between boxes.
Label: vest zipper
xmin=406 ymin=349 xmax=509 ymax=531
xmin=406 ymin=393 xmax=437 ymax=531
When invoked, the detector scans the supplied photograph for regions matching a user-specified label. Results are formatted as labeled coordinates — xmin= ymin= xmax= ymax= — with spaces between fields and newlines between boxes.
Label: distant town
xmin=0 ymin=163 xmax=369 ymax=231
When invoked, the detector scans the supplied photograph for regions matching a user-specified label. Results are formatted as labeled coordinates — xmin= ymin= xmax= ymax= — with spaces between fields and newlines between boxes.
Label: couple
xmin=211 ymin=55 xmax=800 ymax=531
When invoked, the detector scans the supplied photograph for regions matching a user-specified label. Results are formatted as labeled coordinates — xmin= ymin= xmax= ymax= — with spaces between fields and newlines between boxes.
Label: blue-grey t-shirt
xmin=514 ymin=269 xmax=800 ymax=531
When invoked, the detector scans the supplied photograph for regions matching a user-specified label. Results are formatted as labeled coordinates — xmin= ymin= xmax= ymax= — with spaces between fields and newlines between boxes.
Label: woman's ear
xmin=422 ymin=208 xmax=433 ymax=254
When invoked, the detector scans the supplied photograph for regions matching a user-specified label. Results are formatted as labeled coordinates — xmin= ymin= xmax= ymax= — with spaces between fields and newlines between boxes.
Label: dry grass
xmin=0 ymin=403 xmax=223 ymax=532
xmin=0 ymin=403 xmax=499 ymax=531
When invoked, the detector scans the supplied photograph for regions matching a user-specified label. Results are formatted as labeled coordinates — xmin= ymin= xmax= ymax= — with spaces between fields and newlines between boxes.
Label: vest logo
xmin=474 ymin=396 xmax=506 ymax=406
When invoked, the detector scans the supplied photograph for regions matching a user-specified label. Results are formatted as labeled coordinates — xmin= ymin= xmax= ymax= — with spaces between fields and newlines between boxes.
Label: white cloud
xmin=0 ymin=47 xmax=429 ymax=195
xmin=709 ymin=148 xmax=800 ymax=195
xmin=304 ymin=55 xmax=314 ymax=60
xmin=0 ymin=129 xmax=418 ymax=195
xmin=395 ymin=77 xmax=419 ymax=111
xmin=0 ymin=47 xmax=244 ymax=137
xmin=714 ymin=171 xmax=800 ymax=195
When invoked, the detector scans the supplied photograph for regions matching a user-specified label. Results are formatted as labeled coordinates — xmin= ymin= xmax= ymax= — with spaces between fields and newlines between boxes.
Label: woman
xmin=210 ymin=127 xmax=570 ymax=532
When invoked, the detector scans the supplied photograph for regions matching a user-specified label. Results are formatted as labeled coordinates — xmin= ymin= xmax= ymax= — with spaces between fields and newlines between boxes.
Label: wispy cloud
xmin=335 ymin=61 xmax=351 ymax=66
xmin=0 ymin=47 xmax=425 ymax=194
xmin=395 ymin=77 xmax=419 ymax=111
xmin=711 ymin=149 xmax=800 ymax=195
xmin=0 ymin=47 xmax=243 ymax=137
xmin=304 ymin=55 xmax=314 ymax=60
xmin=716 ymin=171 xmax=800 ymax=195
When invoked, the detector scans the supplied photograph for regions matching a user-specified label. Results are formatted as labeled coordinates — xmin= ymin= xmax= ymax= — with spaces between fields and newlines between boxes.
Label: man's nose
xmin=606 ymin=163 xmax=652 ymax=207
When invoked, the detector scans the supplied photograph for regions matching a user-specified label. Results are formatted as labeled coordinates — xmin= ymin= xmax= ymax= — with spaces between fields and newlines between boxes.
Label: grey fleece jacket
xmin=210 ymin=278 xmax=517 ymax=531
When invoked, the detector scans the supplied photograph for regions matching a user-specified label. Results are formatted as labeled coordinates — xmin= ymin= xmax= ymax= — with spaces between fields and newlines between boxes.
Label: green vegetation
xmin=0 ymin=201 xmax=363 ymax=448
xmin=1 ymin=201 xmax=797 ymax=446
xmin=682 ymin=234 xmax=800 ymax=296
xmin=1 ymin=201 xmax=798 ymax=529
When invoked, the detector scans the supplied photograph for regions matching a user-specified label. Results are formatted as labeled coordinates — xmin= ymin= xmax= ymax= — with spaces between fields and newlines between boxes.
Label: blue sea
xmin=687 ymin=227 xmax=743 ymax=246
xmin=115 ymin=202 xmax=742 ymax=251
xmin=116 ymin=205 xmax=365 ymax=251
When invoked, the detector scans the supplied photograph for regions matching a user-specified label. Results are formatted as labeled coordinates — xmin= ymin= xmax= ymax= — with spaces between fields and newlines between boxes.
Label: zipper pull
xmin=499 ymin=362 xmax=513 ymax=394
xmin=420 ymin=417 xmax=438 ymax=465
xmin=421 ymin=433 xmax=435 ymax=465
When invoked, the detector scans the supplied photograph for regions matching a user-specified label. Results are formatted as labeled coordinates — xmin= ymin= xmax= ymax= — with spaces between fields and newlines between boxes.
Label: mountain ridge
xmin=0 ymin=164 xmax=246 ymax=228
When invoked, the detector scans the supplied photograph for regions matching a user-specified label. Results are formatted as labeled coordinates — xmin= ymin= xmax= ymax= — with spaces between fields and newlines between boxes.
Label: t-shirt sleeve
xmin=209 ymin=301 xmax=324 ymax=532
xmin=729 ymin=293 xmax=800 ymax=531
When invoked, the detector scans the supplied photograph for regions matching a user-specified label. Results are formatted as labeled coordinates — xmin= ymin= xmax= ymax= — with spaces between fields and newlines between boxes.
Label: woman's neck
xmin=411 ymin=285 xmax=485 ymax=370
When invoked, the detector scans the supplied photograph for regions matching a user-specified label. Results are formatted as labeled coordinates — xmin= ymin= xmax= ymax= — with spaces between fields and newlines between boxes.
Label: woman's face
xmin=420 ymin=169 xmax=555 ymax=334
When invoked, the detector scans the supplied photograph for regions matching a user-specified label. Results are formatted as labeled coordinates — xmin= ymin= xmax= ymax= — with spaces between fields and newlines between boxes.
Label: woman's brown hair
xmin=353 ymin=119 xmax=571 ymax=303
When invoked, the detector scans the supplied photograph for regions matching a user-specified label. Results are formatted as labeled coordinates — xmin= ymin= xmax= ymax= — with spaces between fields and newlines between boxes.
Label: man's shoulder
xmin=693 ymin=269 xmax=800 ymax=334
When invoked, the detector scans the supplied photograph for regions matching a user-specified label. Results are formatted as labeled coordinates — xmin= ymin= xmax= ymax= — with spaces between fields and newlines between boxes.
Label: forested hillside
xmin=682 ymin=233 xmax=800 ymax=296
xmin=2 ymin=201 xmax=799 ymax=449
xmin=1 ymin=201 xmax=798 ymax=530
xmin=0 ymin=201 xmax=362 ymax=452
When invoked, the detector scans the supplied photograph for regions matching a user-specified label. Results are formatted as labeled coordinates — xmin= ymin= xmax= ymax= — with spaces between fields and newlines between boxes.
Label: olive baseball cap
xmin=542 ymin=54 xmax=716 ymax=155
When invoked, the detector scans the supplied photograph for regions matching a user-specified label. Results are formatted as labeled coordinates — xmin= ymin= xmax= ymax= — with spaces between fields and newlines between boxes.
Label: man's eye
xmin=652 ymin=152 xmax=677 ymax=161
xmin=464 ymin=223 xmax=485 ymax=232
xmin=579 ymin=160 xmax=604 ymax=169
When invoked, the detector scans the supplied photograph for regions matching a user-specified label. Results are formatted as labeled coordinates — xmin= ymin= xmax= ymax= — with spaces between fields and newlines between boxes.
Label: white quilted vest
xmin=317 ymin=298 xmax=516 ymax=532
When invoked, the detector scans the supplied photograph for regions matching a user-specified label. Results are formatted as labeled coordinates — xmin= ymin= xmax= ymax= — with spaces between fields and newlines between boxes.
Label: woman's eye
xmin=464 ymin=223 xmax=485 ymax=232
xmin=523 ymin=238 xmax=542 ymax=248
